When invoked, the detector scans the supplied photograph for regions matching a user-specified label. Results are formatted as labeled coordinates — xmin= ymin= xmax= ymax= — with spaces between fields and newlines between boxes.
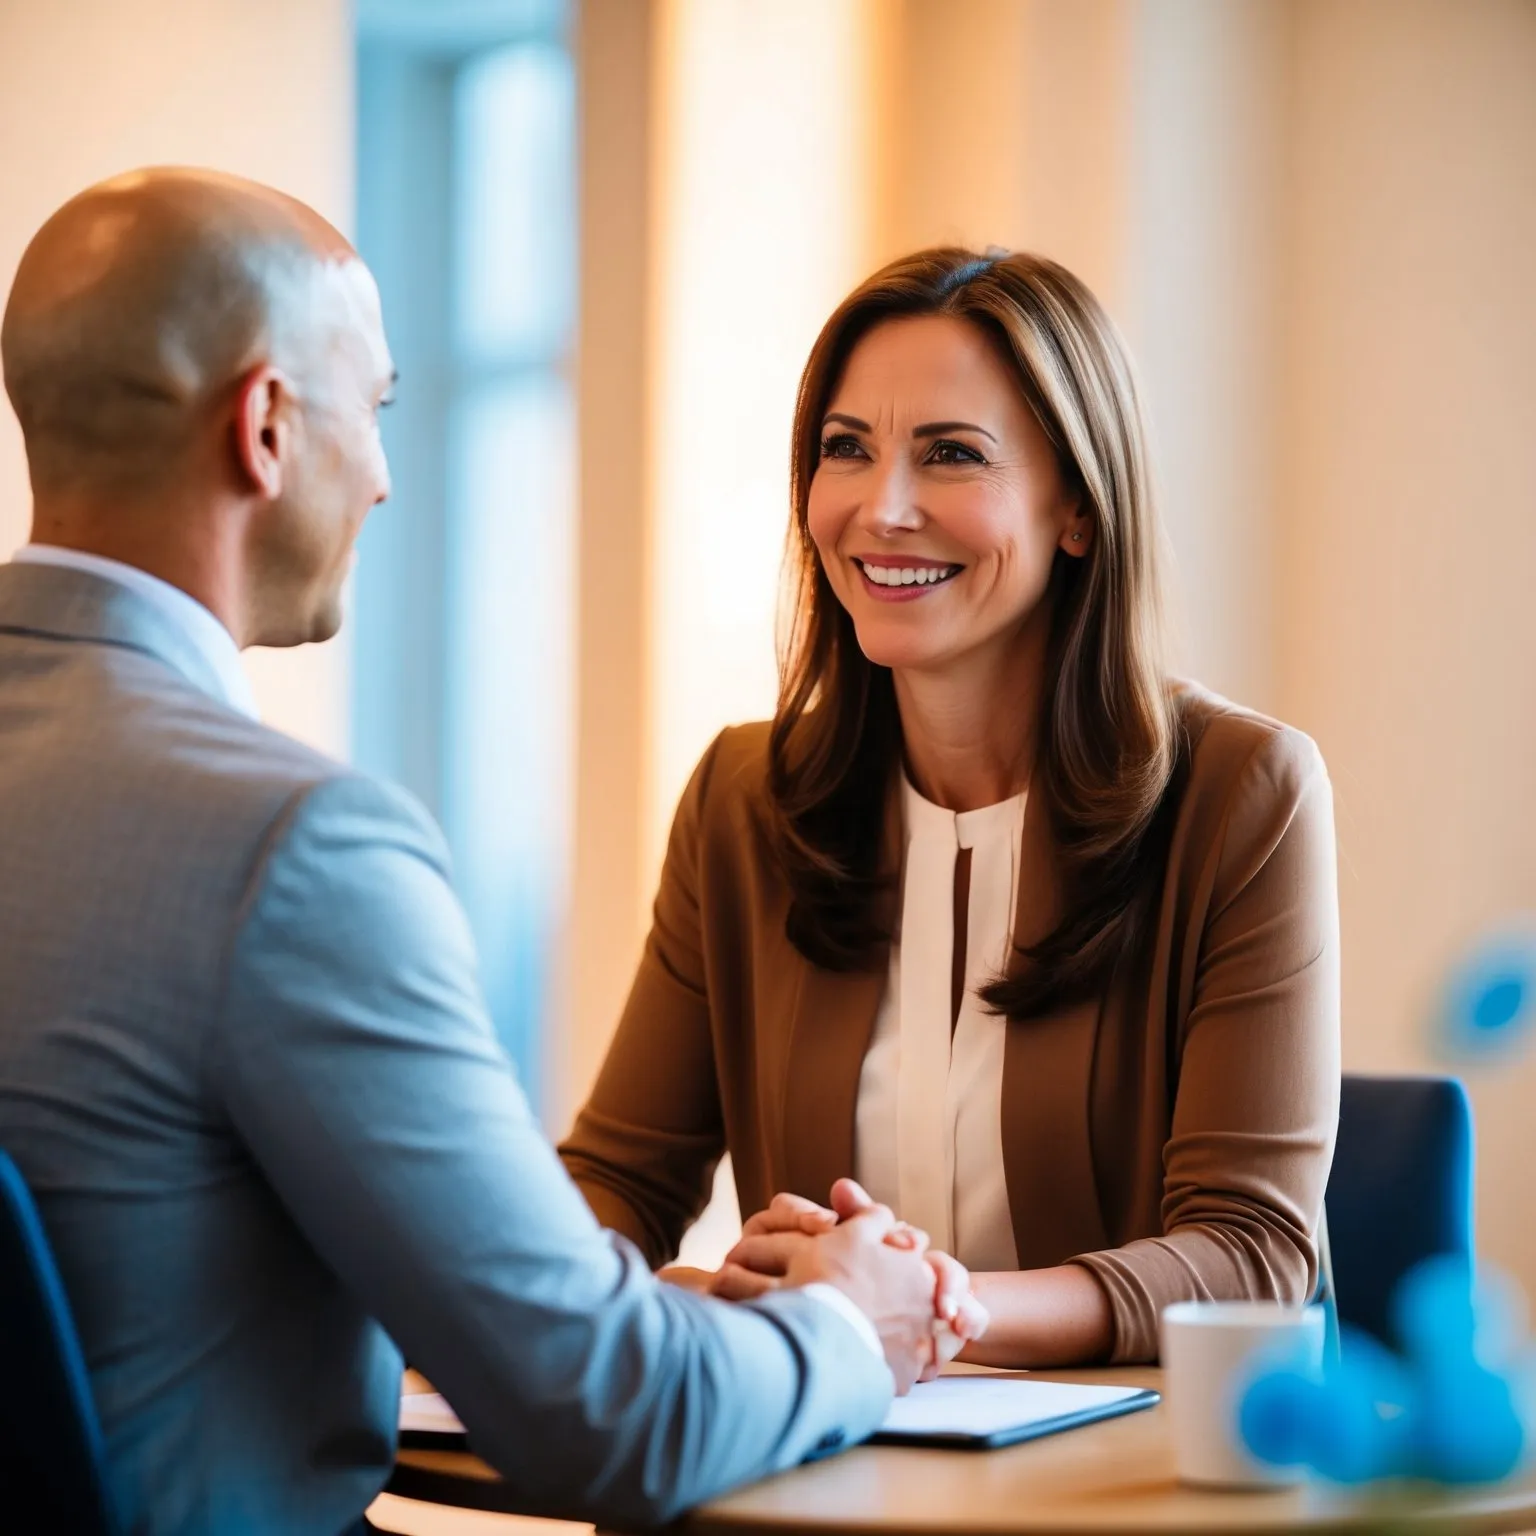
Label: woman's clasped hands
xmin=661 ymin=1177 xmax=990 ymax=1389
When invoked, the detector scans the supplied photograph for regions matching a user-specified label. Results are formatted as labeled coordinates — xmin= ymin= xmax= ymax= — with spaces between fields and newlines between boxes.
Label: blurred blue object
xmin=1244 ymin=1080 xmax=1532 ymax=1487
xmin=1411 ymin=1359 xmax=1525 ymax=1484
xmin=1237 ymin=1371 xmax=1317 ymax=1469
xmin=1394 ymin=1253 xmax=1480 ymax=1367
xmin=1241 ymin=1327 xmax=1417 ymax=1484
xmin=1325 ymin=1075 xmax=1474 ymax=1350
xmin=1243 ymin=1259 xmax=1531 ymax=1485
xmin=1395 ymin=1256 xmax=1530 ymax=1483
xmin=1436 ymin=924 xmax=1536 ymax=1062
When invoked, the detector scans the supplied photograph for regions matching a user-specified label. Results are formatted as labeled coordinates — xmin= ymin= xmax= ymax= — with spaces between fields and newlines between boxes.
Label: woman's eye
xmin=928 ymin=438 xmax=985 ymax=465
xmin=820 ymin=433 xmax=866 ymax=460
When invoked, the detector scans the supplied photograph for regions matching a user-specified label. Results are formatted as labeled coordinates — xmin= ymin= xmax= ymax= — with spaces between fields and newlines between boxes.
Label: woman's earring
xmin=1071 ymin=532 xmax=1083 ymax=542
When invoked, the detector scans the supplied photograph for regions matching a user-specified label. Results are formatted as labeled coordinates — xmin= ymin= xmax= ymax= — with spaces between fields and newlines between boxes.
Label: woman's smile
xmin=853 ymin=555 xmax=964 ymax=602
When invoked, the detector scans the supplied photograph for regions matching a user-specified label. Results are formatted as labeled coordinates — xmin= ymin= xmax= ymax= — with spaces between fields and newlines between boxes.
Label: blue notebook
xmin=401 ymin=1375 xmax=1159 ymax=1454
xmin=869 ymin=1376 xmax=1159 ymax=1449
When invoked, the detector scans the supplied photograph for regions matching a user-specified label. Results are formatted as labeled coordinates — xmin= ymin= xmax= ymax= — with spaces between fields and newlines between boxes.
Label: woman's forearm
xmin=558 ymin=1158 xmax=676 ymax=1269
xmin=960 ymin=1264 xmax=1115 ymax=1368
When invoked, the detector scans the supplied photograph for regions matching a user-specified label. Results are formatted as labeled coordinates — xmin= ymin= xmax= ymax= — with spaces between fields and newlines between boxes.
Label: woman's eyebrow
xmin=913 ymin=420 xmax=997 ymax=443
xmin=822 ymin=412 xmax=999 ymax=445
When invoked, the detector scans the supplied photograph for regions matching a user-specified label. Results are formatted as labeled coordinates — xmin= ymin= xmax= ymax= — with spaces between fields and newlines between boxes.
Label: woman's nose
xmin=856 ymin=461 xmax=924 ymax=535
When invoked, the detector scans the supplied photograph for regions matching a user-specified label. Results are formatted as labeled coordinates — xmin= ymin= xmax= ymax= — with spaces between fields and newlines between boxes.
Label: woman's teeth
xmin=858 ymin=562 xmax=960 ymax=588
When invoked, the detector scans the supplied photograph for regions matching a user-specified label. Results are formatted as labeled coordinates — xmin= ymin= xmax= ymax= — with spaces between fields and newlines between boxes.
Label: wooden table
xmin=389 ymin=1367 xmax=1536 ymax=1535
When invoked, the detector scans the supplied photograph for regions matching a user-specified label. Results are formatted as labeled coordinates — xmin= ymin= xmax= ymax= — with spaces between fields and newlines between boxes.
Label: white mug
xmin=1160 ymin=1301 xmax=1326 ymax=1488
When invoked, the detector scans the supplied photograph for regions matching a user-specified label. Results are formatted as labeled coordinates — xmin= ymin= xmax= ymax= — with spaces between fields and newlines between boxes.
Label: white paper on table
xmin=401 ymin=1392 xmax=466 ymax=1437
xmin=402 ymin=1377 xmax=1154 ymax=1447
xmin=875 ymin=1377 xmax=1152 ymax=1441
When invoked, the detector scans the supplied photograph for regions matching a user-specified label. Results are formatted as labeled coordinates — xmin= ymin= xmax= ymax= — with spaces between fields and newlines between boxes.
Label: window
xmin=353 ymin=0 xmax=575 ymax=1105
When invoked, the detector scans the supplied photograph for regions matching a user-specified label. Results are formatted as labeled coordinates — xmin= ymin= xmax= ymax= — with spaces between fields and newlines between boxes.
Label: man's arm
xmin=210 ymin=775 xmax=894 ymax=1526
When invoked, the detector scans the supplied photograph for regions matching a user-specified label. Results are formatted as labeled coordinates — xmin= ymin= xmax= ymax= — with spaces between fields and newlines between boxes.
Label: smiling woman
xmin=559 ymin=248 xmax=1342 ymax=1371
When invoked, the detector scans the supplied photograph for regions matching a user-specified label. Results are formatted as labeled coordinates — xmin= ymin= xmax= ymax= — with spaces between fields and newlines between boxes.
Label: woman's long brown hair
xmin=768 ymin=248 xmax=1183 ymax=1019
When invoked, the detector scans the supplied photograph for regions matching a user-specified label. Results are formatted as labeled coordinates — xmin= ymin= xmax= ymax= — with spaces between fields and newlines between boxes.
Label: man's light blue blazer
xmin=0 ymin=562 xmax=891 ymax=1536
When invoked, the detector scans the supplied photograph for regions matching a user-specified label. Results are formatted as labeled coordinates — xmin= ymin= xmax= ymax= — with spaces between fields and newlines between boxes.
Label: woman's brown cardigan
xmin=559 ymin=687 xmax=1341 ymax=1363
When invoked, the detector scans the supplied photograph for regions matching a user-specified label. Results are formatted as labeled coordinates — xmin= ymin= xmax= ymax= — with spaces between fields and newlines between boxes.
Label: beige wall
xmin=1275 ymin=0 xmax=1536 ymax=1288
xmin=1125 ymin=0 xmax=1287 ymax=712
xmin=562 ymin=0 xmax=878 ymax=1132
xmin=566 ymin=0 xmax=654 ymax=1122
xmin=643 ymin=0 xmax=876 ymax=891
xmin=868 ymin=0 xmax=1131 ymax=301
xmin=0 ymin=0 xmax=355 ymax=755
xmin=565 ymin=0 xmax=881 ymax=1258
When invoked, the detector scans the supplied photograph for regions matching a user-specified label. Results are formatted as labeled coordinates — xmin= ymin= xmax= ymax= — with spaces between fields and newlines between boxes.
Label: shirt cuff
xmin=800 ymin=1282 xmax=888 ymax=1368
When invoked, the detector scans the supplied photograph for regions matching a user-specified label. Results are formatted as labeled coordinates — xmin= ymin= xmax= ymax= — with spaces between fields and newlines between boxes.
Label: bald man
xmin=0 ymin=170 xmax=940 ymax=1536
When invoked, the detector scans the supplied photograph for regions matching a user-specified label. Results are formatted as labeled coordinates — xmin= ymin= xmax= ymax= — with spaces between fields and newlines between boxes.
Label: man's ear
xmin=231 ymin=365 xmax=294 ymax=499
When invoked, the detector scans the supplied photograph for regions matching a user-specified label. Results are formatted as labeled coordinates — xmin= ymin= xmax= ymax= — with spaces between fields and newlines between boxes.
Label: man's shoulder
xmin=118 ymin=690 xmax=347 ymax=819
xmin=256 ymin=766 xmax=448 ymax=871
xmin=100 ymin=680 xmax=443 ymax=868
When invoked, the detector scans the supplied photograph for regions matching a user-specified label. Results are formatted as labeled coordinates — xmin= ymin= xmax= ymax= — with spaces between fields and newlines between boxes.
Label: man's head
xmin=1 ymin=167 xmax=395 ymax=646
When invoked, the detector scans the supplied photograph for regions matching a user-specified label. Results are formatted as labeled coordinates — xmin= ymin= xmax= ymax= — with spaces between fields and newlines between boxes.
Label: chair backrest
xmin=0 ymin=1149 xmax=120 ymax=1534
xmin=1325 ymin=1074 xmax=1474 ymax=1348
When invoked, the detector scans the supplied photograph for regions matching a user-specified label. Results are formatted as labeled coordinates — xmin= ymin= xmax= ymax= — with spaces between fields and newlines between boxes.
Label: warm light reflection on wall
xmin=642 ymin=0 xmax=875 ymax=890
xmin=0 ymin=0 xmax=354 ymax=755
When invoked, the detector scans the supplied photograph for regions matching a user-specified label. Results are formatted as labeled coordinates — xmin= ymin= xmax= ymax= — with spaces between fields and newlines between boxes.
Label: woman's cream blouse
xmin=853 ymin=774 xmax=1026 ymax=1273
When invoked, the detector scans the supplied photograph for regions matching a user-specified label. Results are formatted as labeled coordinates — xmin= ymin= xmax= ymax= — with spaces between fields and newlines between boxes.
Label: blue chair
xmin=0 ymin=1149 xmax=120 ymax=1533
xmin=1324 ymin=1074 xmax=1475 ymax=1349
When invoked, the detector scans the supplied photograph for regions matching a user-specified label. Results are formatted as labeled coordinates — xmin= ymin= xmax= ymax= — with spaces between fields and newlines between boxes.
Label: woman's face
xmin=806 ymin=314 xmax=1088 ymax=677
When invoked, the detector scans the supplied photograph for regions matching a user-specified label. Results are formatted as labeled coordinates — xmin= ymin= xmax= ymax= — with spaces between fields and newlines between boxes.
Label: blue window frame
xmin=353 ymin=0 xmax=575 ymax=1104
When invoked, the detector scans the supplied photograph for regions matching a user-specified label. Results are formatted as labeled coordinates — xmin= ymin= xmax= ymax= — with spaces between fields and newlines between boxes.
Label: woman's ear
xmin=1059 ymin=505 xmax=1093 ymax=558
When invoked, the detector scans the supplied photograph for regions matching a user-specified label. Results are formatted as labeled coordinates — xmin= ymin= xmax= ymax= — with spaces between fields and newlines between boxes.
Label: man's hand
xmin=783 ymin=1201 xmax=939 ymax=1392
xmin=723 ymin=1200 xmax=936 ymax=1389
xmin=728 ymin=1179 xmax=990 ymax=1382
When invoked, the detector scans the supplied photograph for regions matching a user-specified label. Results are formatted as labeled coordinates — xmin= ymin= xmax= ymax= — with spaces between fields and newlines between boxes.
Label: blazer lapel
xmin=1000 ymin=785 xmax=1110 ymax=1267
xmin=778 ymin=962 xmax=885 ymax=1203
xmin=777 ymin=779 xmax=901 ymax=1204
